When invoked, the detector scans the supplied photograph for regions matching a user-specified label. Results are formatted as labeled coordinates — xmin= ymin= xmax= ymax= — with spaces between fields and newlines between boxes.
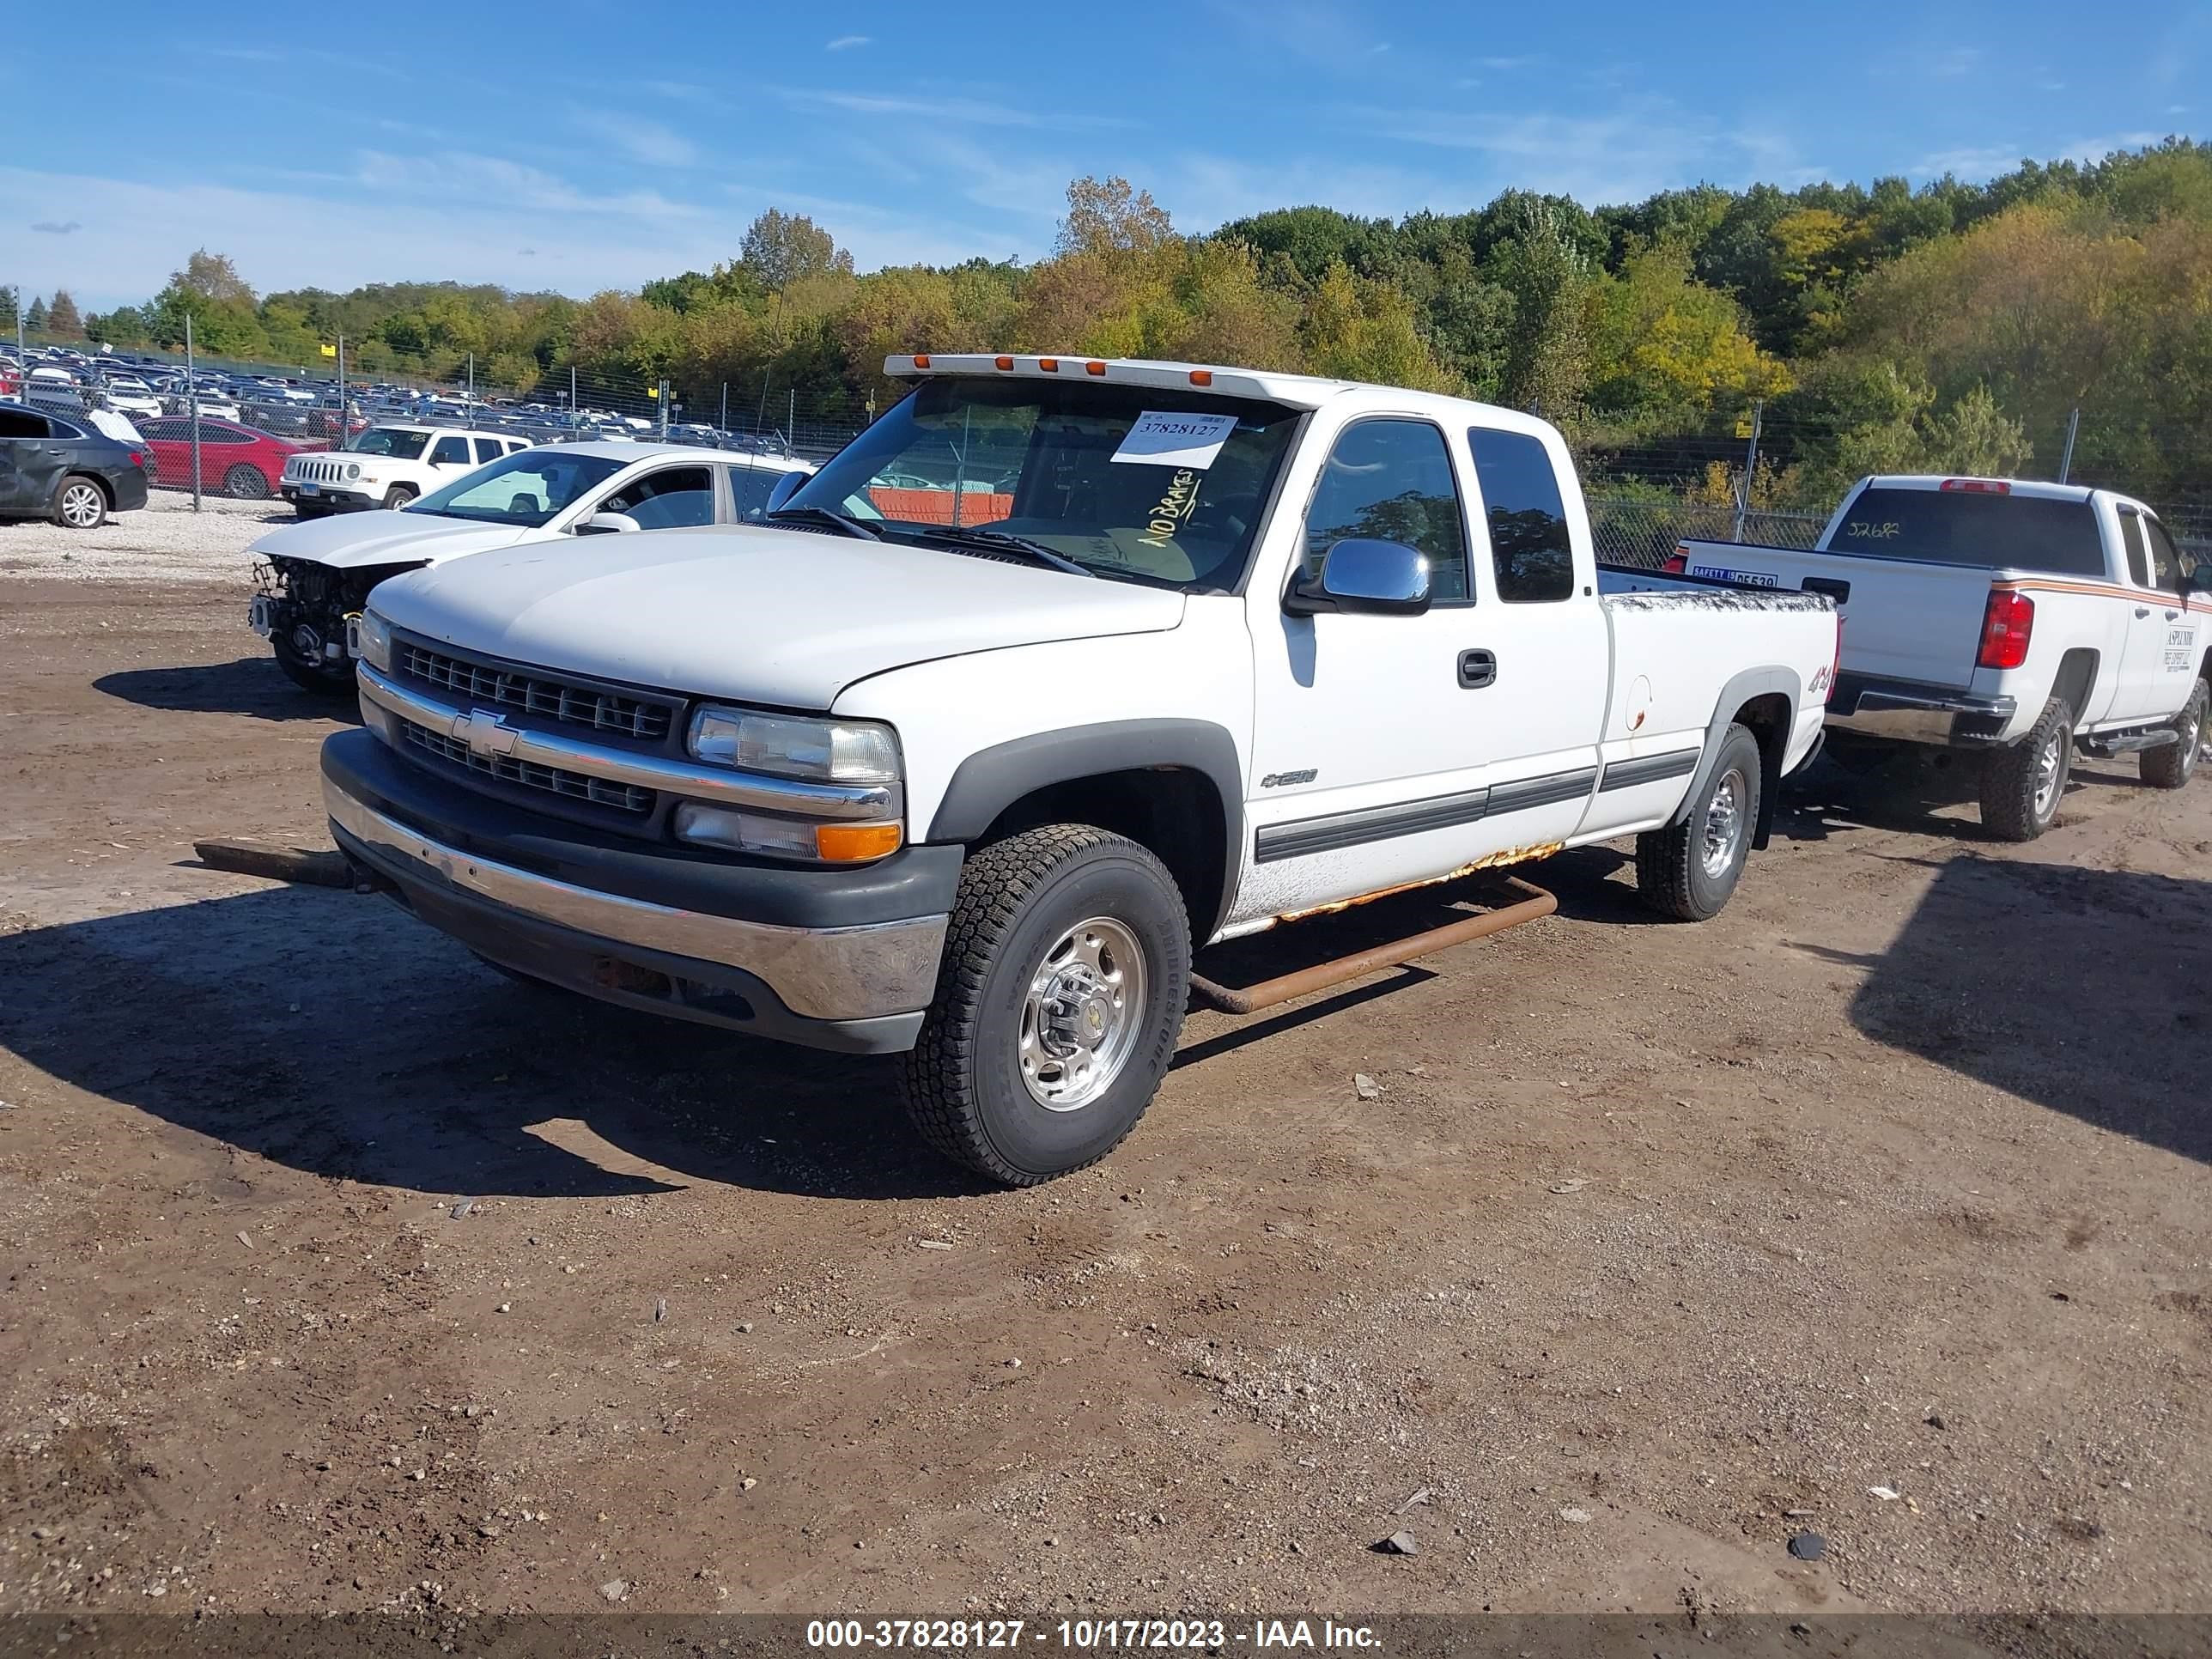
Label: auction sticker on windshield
xmin=1111 ymin=411 xmax=1239 ymax=470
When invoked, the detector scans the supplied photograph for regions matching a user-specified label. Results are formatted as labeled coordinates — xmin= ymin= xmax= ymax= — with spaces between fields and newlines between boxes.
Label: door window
xmin=2144 ymin=518 xmax=2191 ymax=594
xmin=1468 ymin=428 xmax=1575 ymax=603
xmin=429 ymin=435 xmax=471 ymax=465
xmin=2120 ymin=512 xmax=2150 ymax=586
xmin=602 ymin=465 xmax=714 ymax=530
xmin=0 ymin=410 xmax=46 ymax=438
xmin=471 ymin=437 xmax=504 ymax=465
xmin=729 ymin=465 xmax=801 ymax=521
xmin=1301 ymin=418 xmax=1469 ymax=602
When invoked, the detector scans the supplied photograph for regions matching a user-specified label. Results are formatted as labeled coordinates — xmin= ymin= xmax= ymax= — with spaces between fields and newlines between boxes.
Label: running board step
xmin=1188 ymin=877 xmax=1556 ymax=1017
xmin=2078 ymin=729 xmax=2179 ymax=757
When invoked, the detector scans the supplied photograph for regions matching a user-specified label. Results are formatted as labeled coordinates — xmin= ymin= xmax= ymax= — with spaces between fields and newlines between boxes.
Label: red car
xmin=136 ymin=416 xmax=327 ymax=499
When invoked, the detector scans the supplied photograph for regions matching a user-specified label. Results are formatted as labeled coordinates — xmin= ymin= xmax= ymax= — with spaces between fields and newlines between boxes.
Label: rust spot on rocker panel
xmin=1272 ymin=841 xmax=1565 ymax=924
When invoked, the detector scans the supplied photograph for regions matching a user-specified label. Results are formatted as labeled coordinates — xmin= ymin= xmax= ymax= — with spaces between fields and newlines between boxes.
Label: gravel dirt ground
xmin=1 ymin=515 xmax=2209 ymax=1626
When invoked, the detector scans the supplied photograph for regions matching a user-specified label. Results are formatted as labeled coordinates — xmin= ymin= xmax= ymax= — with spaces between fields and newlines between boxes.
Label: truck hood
xmin=374 ymin=525 xmax=1188 ymax=708
xmin=248 ymin=512 xmax=536 ymax=572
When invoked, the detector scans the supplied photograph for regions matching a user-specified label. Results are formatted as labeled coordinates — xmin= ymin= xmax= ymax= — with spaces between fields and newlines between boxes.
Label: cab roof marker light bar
xmin=886 ymin=354 xmax=1310 ymax=406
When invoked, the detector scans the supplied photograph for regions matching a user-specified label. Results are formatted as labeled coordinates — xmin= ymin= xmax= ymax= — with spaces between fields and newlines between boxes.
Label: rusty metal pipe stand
xmin=1187 ymin=877 xmax=1558 ymax=1017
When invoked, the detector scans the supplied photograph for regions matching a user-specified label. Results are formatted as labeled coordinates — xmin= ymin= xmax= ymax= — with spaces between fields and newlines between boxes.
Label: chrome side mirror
xmin=1285 ymin=538 xmax=1432 ymax=617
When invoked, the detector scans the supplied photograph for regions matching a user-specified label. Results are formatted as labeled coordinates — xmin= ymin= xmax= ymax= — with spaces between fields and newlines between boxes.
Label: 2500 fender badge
xmin=1261 ymin=769 xmax=1318 ymax=787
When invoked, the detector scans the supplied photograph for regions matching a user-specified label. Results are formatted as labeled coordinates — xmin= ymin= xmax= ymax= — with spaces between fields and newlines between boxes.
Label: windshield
xmin=1826 ymin=487 xmax=2106 ymax=576
xmin=404 ymin=447 xmax=626 ymax=527
xmin=787 ymin=377 xmax=1304 ymax=591
xmin=347 ymin=428 xmax=431 ymax=459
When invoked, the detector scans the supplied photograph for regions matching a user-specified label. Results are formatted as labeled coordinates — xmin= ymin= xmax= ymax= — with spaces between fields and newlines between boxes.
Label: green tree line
xmin=27 ymin=139 xmax=2212 ymax=512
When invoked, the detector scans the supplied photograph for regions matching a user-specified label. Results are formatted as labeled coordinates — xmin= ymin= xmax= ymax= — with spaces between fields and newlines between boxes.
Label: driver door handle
xmin=1457 ymin=648 xmax=1498 ymax=690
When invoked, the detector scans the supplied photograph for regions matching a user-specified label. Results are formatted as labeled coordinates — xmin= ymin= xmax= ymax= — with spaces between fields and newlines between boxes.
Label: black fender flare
xmin=927 ymin=719 xmax=1247 ymax=938
xmin=1670 ymin=666 xmax=1802 ymax=849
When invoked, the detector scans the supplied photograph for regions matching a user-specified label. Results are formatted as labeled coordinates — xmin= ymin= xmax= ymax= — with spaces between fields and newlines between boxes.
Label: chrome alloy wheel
xmin=2033 ymin=727 xmax=2065 ymax=818
xmin=58 ymin=482 xmax=103 ymax=526
xmin=1700 ymin=765 xmax=1747 ymax=879
xmin=1018 ymin=915 xmax=1148 ymax=1111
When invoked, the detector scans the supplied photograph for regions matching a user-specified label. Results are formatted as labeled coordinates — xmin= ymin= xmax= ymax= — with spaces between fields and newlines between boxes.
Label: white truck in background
xmin=1671 ymin=476 xmax=2210 ymax=840
xmin=321 ymin=354 xmax=1837 ymax=1185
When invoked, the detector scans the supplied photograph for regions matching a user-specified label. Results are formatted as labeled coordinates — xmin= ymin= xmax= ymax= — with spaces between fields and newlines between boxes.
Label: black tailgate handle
xmin=1457 ymin=648 xmax=1498 ymax=690
xmin=1802 ymin=576 xmax=1850 ymax=605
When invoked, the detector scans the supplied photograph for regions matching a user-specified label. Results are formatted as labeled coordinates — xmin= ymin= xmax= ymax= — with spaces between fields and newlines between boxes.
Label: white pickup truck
xmin=1672 ymin=476 xmax=2210 ymax=839
xmin=280 ymin=424 xmax=534 ymax=515
xmin=248 ymin=443 xmax=814 ymax=694
xmin=319 ymin=355 xmax=1836 ymax=1184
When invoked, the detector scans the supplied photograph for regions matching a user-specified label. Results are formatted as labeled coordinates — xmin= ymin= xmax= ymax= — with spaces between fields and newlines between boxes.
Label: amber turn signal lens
xmin=995 ymin=355 xmax=1014 ymax=370
xmin=1037 ymin=357 xmax=1059 ymax=372
xmin=1085 ymin=360 xmax=1107 ymax=375
xmin=912 ymin=354 xmax=932 ymax=369
xmin=1188 ymin=369 xmax=1213 ymax=386
xmin=814 ymin=822 xmax=904 ymax=861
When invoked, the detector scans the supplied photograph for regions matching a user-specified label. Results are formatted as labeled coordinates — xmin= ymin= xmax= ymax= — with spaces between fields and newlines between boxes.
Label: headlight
xmin=687 ymin=706 xmax=899 ymax=784
xmin=345 ymin=463 xmax=362 ymax=481
xmin=356 ymin=609 xmax=393 ymax=674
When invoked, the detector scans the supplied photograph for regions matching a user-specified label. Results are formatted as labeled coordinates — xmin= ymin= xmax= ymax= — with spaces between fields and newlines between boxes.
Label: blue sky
xmin=6 ymin=0 xmax=2203 ymax=311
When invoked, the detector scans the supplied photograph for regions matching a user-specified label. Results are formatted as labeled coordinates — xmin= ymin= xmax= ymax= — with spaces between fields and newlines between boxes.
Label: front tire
xmin=900 ymin=825 xmax=1191 ymax=1186
xmin=1637 ymin=723 xmax=1762 ymax=921
xmin=272 ymin=632 xmax=358 ymax=697
xmin=1980 ymin=696 xmax=2072 ymax=841
xmin=383 ymin=484 xmax=417 ymax=510
xmin=54 ymin=475 xmax=107 ymax=529
xmin=2141 ymin=681 xmax=2207 ymax=791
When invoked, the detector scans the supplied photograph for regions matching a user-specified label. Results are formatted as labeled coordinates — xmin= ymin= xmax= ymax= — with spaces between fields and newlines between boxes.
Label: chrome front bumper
xmin=325 ymin=777 xmax=946 ymax=1024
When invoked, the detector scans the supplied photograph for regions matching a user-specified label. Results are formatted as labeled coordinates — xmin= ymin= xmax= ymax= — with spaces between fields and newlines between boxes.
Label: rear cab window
xmin=1826 ymin=487 xmax=2105 ymax=576
xmin=1468 ymin=427 xmax=1575 ymax=603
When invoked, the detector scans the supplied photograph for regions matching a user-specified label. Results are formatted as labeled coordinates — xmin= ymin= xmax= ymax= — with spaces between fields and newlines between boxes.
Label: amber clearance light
xmin=815 ymin=823 xmax=904 ymax=861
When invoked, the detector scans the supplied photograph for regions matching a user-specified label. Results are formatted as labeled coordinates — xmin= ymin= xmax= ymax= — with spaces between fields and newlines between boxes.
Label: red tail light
xmin=1977 ymin=589 xmax=2035 ymax=670
xmin=1662 ymin=545 xmax=1689 ymax=574
xmin=129 ymin=449 xmax=146 ymax=470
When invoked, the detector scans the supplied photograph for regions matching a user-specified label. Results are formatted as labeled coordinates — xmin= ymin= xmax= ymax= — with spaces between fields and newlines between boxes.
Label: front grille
xmin=398 ymin=716 xmax=654 ymax=814
xmin=398 ymin=642 xmax=675 ymax=742
xmin=293 ymin=456 xmax=350 ymax=484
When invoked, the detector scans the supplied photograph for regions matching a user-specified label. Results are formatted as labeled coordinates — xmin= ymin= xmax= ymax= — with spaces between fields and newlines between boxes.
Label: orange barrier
xmin=866 ymin=487 xmax=1013 ymax=526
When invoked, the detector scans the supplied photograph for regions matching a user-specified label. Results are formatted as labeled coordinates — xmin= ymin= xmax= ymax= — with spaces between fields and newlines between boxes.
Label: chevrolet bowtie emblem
xmin=453 ymin=710 xmax=520 ymax=758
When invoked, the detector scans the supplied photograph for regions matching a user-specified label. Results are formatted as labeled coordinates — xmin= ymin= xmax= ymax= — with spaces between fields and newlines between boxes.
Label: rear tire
xmin=899 ymin=824 xmax=1191 ymax=1187
xmin=1980 ymin=696 xmax=2071 ymax=841
xmin=1637 ymin=723 xmax=1762 ymax=921
xmin=225 ymin=464 xmax=270 ymax=500
xmin=2141 ymin=681 xmax=2207 ymax=791
xmin=53 ymin=475 xmax=107 ymax=529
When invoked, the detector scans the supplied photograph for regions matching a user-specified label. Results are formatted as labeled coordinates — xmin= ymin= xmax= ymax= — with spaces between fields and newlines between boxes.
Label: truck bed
xmin=1666 ymin=541 xmax=2012 ymax=692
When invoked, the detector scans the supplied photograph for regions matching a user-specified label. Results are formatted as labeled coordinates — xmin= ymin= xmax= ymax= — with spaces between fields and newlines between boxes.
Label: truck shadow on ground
xmin=1 ymin=870 xmax=1603 ymax=1202
xmin=93 ymin=657 xmax=359 ymax=724
xmin=1791 ymin=856 xmax=2212 ymax=1165
xmin=1783 ymin=751 xmax=2156 ymax=842
xmin=0 ymin=884 xmax=975 ymax=1202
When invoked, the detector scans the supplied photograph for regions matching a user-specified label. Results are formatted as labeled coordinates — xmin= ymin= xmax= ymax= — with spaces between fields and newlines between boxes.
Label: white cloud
xmin=826 ymin=33 xmax=871 ymax=51
xmin=1352 ymin=100 xmax=1740 ymax=205
xmin=31 ymin=220 xmax=82 ymax=234
xmin=1155 ymin=154 xmax=1451 ymax=233
xmin=1909 ymin=143 xmax=2026 ymax=180
xmin=568 ymin=114 xmax=698 ymax=168
xmin=776 ymin=87 xmax=1131 ymax=130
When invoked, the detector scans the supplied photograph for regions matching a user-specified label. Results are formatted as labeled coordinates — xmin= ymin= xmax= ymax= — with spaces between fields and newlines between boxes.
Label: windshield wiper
xmin=766 ymin=505 xmax=881 ymax=540
xmin=902 ymin=522 xmax=1090 ymax=577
